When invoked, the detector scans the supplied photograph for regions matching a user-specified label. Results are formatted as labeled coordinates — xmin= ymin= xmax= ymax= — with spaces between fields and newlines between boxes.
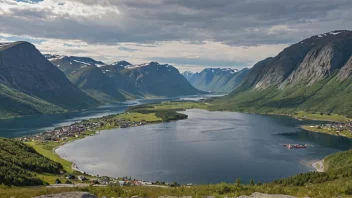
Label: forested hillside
xmin=0 ymin=138 xmax=63 ymax=186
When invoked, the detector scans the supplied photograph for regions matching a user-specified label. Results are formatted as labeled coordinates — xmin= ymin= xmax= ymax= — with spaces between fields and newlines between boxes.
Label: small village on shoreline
xmin=14 ymin=103 xmax=193 ymax=188
xmin=16 ymin=115 xmax=147 ymax=143
xmin=303 ymin=121 xmax=352 ymax=138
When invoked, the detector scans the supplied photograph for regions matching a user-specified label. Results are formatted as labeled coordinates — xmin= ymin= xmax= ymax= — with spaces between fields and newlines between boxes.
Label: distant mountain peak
xmin=203 ymin=68 xmax=239 ymax=74
xmin=69 ymin=56 xmax=106 ymax=67
xmin=314 ymin=30 xmax=349 ymax=38
xmin=0 ymin=41 xmax=35 ymax=52
xmin=123 ymin=61 xmax=173 ymax=70
xmin=149 ymin=61 xmax=160 ymax=65
xmin=111 ymin=60 xmax=132 ymax=67
xmin=182 ymin=71 xmax=195 ymax=76
xmin=45 ymin=55 xmax=106 ymax=67
xmin=44 ymin=54 xmax=66 ymax=61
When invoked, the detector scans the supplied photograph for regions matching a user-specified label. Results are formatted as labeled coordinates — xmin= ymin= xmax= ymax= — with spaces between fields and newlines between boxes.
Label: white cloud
xmin=0 ymin=0 xmax=351 ymax=72
xmin=0 ymin=0 xmax=120 ymax=17
xmin=268 ymin=25 xmax=298 ymax=35
xmin=23 ymin=36 xmax=286 ymax=72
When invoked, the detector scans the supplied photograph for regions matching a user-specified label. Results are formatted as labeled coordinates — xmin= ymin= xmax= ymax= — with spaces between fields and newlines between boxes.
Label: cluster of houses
xmin=14 ymin=113 xmax=185 ymax=187
xmin=60 ymin=173 xmax=176 ymax=187
xmin=309 ymin=122 xmax=352 ymax=133
xmin=16 ymin=116 xmax=148 ymax=143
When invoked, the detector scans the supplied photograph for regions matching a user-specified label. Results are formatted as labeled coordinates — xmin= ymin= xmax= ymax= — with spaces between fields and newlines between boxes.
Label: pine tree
xmin=250 ymin=179 xmax=255 ymax=186
xmin=235 ymin=178 xmax=241 ymax=186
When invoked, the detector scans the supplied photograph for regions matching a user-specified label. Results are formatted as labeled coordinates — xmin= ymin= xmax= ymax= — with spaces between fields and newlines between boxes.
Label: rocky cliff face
xmin=0 ymin=42 xmax=98 ymax=110
xmin=338 ymin=56 xmax=352 ymax=80
xmin=242 ymin=30 xmax=352 ymax=90
xmin=217 ymin=30 xmax=352 ymax=116
xmin=183 ymin=68 xmax=249 ymax=93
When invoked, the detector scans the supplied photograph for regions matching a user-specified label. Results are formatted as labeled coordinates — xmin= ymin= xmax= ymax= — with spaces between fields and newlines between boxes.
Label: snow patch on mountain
xmin=44 ymin=54 xmax=65 ymax=61
xmin=329 ymin=31 xmax=343 ymax=35
xmin=72 ymin=59 xmax=91 ymax=66
xmin=182 ymin=71 xmax=194 ymax=76
xmin=203 ymin=68 xmax=239 ymax=74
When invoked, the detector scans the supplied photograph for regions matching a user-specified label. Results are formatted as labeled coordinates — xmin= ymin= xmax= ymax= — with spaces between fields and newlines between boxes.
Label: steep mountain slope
xmin=48 ymin=57 xmax=204 ymax=100
xmin=182 ymin=71 xmax=195 ymax=81
xmin=183 ymin=68 xmax=250 ymax=93
xmin=120 ymin=62 xmax=204 ymax=96
xmin=104 ymin=60 xmax=132 ymax=71
xmin=0 ymin=84 xmax=65 ymax=119
xmin=0 ymin=42 xmax=98 ymax=118
xmin=214 ymin=30 xmax=352 ymax=117
xmin=100 ymin=62 xmax=144 ymax=99
xmin=50 ymin=56 xmax=132 ymax=102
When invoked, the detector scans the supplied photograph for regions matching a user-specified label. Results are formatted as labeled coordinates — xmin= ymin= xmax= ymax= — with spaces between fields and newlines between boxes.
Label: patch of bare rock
xmin=35 ymin=192 xmax=97 ymax=198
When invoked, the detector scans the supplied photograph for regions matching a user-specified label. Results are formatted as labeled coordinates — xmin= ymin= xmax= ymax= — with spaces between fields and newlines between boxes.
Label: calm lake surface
xmin=0 ymin=95 xmax=218 ymax=138
xmin=56 ymin=109 xmax=352 ymax=184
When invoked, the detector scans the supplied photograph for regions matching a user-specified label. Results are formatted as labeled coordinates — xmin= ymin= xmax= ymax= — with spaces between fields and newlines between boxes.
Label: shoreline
xmin=301 ymin=125 xmax=352 ymax=139
xmin=51 ymin=110 xmax=332 ymax=181
xmin=20 ymin=102 xmax=200 ymax=183
xmin=52 ymin=110 xmax=330 ymax=177
xmin=311 ymin=159 xmax=325 ymax=172
xmin=20 ymin=102 xmax=344 ymax=185
xmin=53 ymin=145 xmax=85 ymax=174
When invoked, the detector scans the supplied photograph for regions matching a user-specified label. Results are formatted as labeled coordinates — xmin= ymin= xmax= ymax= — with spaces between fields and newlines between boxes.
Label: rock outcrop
xmin=241 ymin=30 xmax=352 ymax=89
xmin=36 ymin=192 xmax=97 ymax=198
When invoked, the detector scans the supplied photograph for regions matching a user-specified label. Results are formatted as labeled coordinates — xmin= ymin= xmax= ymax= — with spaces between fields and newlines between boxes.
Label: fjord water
xmin=0 ymin=95 xmax=216 ymax=138
xmin=56 ymin=109 xmax=352 ymax=184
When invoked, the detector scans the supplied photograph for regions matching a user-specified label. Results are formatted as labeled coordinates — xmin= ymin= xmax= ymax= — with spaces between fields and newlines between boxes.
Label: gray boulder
xmin=237 ymin=192 xmax=299 ymax=198
xmin=35 ymin=192 xmax=97 ymax=198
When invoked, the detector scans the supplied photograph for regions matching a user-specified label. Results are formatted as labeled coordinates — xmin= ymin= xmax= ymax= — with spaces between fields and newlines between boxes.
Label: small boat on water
xmin=282 ymin=144 xmax=307 ymax=149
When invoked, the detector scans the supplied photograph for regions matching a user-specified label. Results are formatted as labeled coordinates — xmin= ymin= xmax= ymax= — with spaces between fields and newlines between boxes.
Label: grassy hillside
xmin=0 ymin=138 xmax=63 ymax=186
xmin=324 ymin=149 xmax=352 ymax=171
xmin=0 ymin=84 xmax=65 ymax=119
xmin=211 ymin=74 xmax=352 ymax=118
xmin=273 ymin=149 xmax=352 ymax=189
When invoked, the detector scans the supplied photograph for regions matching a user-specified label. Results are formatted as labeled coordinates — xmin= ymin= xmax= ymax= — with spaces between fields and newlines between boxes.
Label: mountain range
xmin=212 ymin=30 xmax=352 ymax=117
xmin=0 ymin=42 xmax=202 ymax=119
xmin=48 ymin=55 xmax=137 ymax=102
xmin=48 ymin=56 xmax=203 ymax=101
xmin=2 ymin=30 xmax=352 ymax=119
xmin=183 ymin=68 xmax=250 ymax=93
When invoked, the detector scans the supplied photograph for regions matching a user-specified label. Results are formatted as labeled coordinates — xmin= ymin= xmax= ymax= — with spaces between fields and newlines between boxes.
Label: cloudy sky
xmin=0 ymin=0 xmax=351 ymax=72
